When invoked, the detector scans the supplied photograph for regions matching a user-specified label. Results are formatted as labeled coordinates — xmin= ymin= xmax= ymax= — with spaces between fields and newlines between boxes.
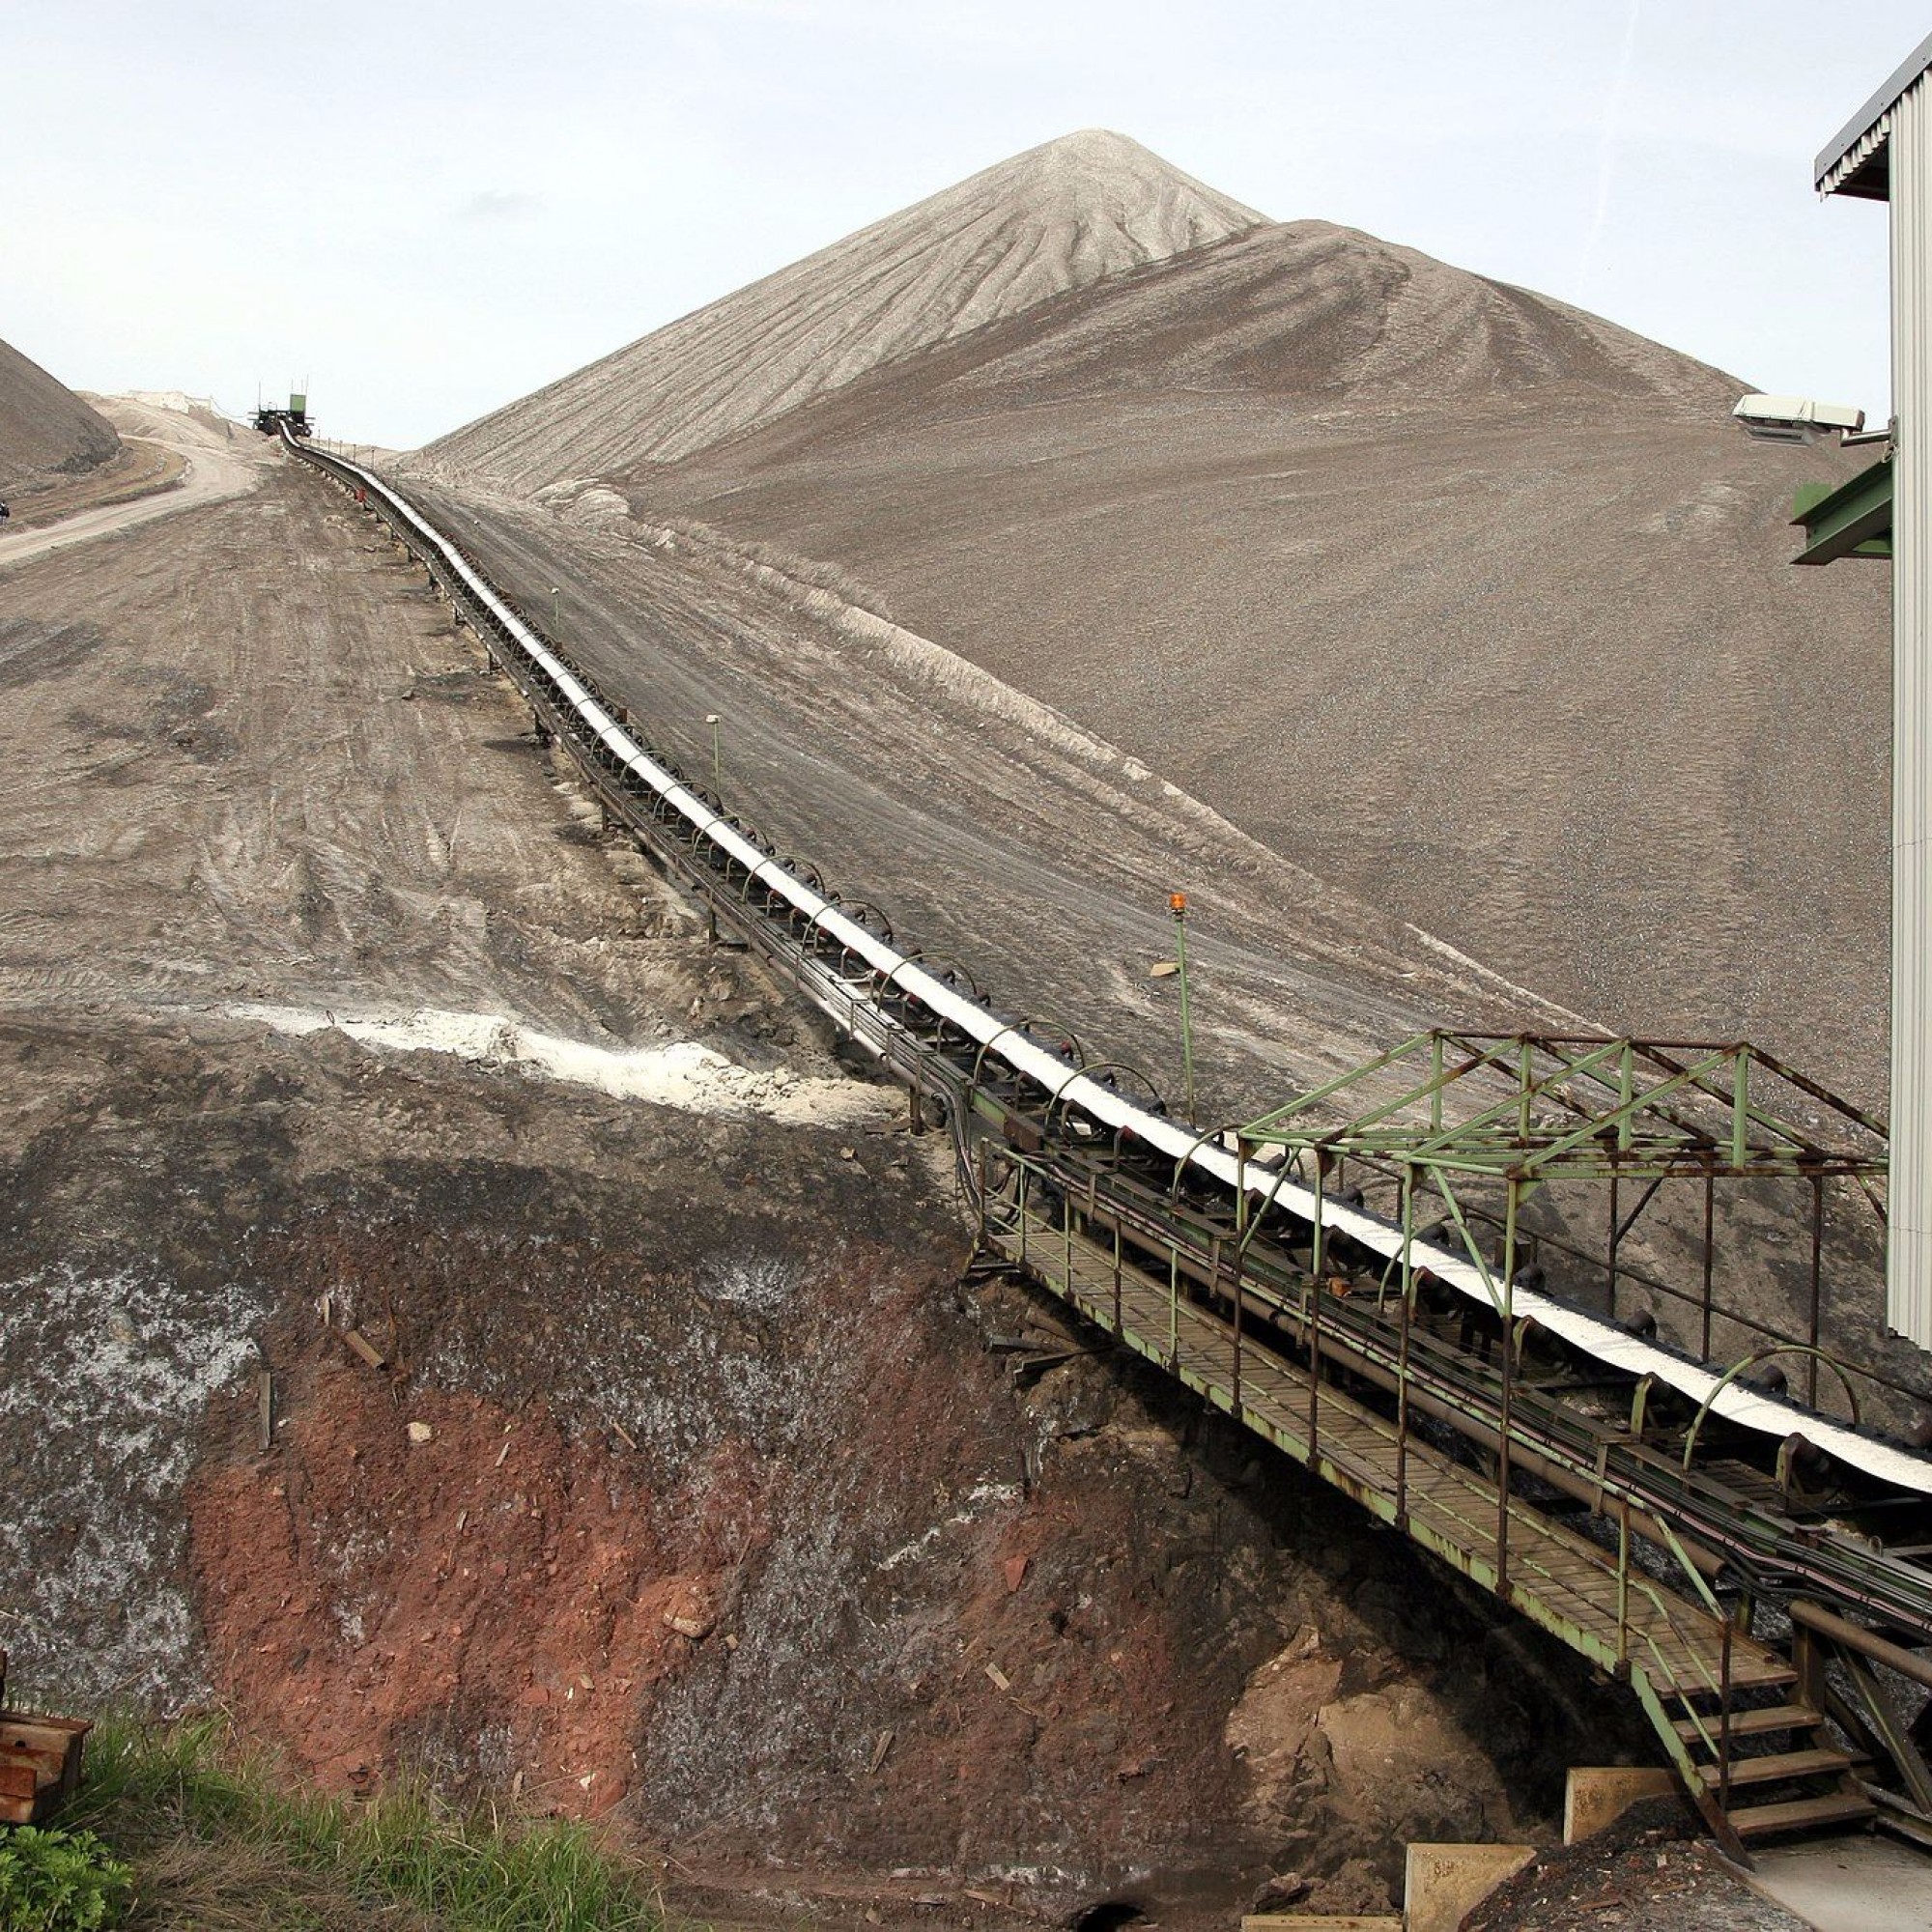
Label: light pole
xmin=705 ymin=713 xmax=721 ymax=794
xmin=1170 ymin=892 xmax=1195 ymax=1123
xmin=550 ymin=586 xmax=560 ymax=632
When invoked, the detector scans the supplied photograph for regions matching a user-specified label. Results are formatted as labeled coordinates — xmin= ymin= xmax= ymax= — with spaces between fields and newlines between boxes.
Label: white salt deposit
xmin=116 ymin=388 xmax=225 ymax=417
xmin=0 ymin=1259 xmax=268 ymax=1708
xmin=227 ymin=1002 xmax=891 ymax=1127
xmin=874 ymin=1478 xmax=1023 ymax=1573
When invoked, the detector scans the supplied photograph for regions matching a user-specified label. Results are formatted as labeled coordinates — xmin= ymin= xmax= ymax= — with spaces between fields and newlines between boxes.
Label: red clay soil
xmin=185 ymin=1252 xmax=1259 ymax=1861
xmin=190 ymin=1366 xmax=739 ymax=1819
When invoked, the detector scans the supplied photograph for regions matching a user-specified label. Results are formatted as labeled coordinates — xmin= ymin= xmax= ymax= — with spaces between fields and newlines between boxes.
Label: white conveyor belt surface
xmin=307 ymin=438 xmax=1932 ymax=1501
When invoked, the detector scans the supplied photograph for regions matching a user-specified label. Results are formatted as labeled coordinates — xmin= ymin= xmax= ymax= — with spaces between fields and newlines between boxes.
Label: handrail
xmin=280 ymin=435 xmax=1932 ymax=1659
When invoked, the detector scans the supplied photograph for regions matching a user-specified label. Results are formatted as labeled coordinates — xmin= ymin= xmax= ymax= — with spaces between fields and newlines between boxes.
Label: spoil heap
xmin=423 ymin=134 xmax=1890 ymax=1096
xmin=421 ymin=128 xmax=1263 ymax=489
xmin=0 ymin=333 xmax=120 ymax=497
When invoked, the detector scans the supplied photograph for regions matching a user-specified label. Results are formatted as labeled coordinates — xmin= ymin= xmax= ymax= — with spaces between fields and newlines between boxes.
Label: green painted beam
xmin=1236 ymin=1033 xmax=1882 ymax=1181
xmin=1793 ymin=454 xmax=1893 ymax=564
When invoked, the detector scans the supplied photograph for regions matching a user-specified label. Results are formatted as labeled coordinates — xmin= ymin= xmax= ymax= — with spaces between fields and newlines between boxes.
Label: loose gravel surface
xmin=417 ymin=131 xmax=1895 ymax=1105
xmin=623 ymin=216 xmax=1895 ymax=1107
xmin=402 ymin=470 xmax=1567 ymax=1131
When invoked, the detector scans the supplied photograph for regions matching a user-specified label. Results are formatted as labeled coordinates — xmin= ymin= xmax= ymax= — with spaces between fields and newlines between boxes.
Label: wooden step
xmin=1675 ymin=1702 xmax=1826 ymax=1744
xmin=1697 ymin=1747 xmax=1857 ymax=1789
xmin=1658 ymin=1661 xmax=1797 ymax=1697
xmin=1727 ymin=1789 xmax=1877 ymax=1838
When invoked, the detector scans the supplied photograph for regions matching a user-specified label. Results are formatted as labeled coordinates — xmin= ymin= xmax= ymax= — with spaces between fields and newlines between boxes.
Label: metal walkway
xmin=278 ymin=430 xmax=1932 ymax=1862
xmin=994 ymin=1193 xmax=1870 ymax=1850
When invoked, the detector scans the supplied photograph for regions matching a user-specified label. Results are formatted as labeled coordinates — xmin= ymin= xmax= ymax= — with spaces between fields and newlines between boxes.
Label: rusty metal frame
xmin=1233 ymin=1033 xmax=1894 ymax=1405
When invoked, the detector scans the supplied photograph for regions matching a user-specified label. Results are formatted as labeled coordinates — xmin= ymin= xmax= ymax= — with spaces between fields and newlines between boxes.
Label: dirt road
xmin=0 ymin=395 xmax=266 ymax=571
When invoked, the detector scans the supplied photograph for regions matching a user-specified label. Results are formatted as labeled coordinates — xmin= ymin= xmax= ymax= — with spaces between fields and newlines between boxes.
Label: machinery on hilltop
xmin=252 ymin=386 xmax=311 ymax=439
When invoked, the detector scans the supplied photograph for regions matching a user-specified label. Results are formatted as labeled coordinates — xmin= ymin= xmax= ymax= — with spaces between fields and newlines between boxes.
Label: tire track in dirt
xmin=0 ymin=448 xmax=756 ymax=1050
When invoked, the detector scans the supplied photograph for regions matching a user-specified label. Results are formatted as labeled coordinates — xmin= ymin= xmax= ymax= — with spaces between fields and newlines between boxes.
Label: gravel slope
xmin=406 ymin=472 xmax=1572 ymax=1125
xmin=620 ymin=217 xmax=1894 ymax=1101
xmin=419 ymin=129 xmax=1263 ymax=490
xmin=0 ymin=332 xmax=120 ymax=497
xmin=418 ymin=126 xmax=1893 ymax=1099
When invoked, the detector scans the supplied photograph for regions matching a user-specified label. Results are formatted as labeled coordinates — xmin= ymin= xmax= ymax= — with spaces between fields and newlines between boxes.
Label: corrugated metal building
xmin=1819 ymin=32 xmax=1932 ymax=1350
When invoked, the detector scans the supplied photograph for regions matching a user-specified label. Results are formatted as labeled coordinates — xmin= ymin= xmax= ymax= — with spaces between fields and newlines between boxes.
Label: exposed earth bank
xmin=0 ymin=407 xmax=1655 ymax=1928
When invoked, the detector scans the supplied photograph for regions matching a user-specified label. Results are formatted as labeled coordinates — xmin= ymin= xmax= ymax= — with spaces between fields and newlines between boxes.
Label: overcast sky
xmin=5 ymin=2 xmax=1927 ymax=448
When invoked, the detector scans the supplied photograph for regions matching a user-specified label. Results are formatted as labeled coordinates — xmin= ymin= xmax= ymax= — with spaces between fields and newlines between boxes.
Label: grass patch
xmin=43 ymin=1717 xmax=678 ymax=1931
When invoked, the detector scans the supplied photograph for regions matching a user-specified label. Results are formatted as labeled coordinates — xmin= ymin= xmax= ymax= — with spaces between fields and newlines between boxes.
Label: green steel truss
xmin=1237 ymin=1032 xmax=1887 ymax=1184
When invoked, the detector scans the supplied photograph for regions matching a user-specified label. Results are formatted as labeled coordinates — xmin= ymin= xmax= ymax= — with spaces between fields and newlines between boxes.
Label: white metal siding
xmin=1891 ymin=79 xmax=1932 ymax=1350
xmin=1820 ymin=110 xmax=1891 ymax=196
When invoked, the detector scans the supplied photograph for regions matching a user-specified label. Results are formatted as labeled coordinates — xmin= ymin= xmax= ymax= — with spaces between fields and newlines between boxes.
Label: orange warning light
xmin=1169 ymin=893 xmax=1188 ymax=915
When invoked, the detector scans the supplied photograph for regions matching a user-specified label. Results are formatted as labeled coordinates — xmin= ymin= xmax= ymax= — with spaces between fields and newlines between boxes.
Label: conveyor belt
xmin=285 ymin=430 xmax=1932 ymax=1501
xmin=282 ymin=430 xmax=1932 ymax=1852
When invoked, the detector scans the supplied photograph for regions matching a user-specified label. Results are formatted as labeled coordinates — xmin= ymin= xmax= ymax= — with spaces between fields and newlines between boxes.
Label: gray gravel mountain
xmin=626 ymin=221 xmax=1894 ymax=1100
xmin=421 ymin=138 xmax=1893 ymax=1104
xmin=0 ymin=333 xmax=120 ymax=497
xmin=420 ymin=128 xmax=1263 ymax=490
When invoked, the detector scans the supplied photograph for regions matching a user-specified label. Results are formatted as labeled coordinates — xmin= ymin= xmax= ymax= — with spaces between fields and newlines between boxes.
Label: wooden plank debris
xmin=0 ymin=1711 xmax=92 ymax=1827
xmin=342 ymin=1328 xmax=387 ymax=1370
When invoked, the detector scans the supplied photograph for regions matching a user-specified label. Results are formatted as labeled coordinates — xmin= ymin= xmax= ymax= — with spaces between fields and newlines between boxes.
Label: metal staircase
xmin=973 ymin=1135 xmax=1921 ymax=1858
xmin=1647 ymin=1678 xmax=1872 ymax=1852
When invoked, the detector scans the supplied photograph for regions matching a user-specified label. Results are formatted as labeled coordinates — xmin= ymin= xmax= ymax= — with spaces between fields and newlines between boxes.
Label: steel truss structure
xmin=1238 ymin=1032 xmax=1893 ymax=1407
xmin=281 ymin=432 xmax=1932 ymax=1862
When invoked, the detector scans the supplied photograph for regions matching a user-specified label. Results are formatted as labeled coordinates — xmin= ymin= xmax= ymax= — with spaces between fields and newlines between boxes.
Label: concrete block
xmin=1402 ymin=1842 xmax=1536 ymax=1932
xmin=1563 ymin=1765 xmax=1679 ymax=1844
